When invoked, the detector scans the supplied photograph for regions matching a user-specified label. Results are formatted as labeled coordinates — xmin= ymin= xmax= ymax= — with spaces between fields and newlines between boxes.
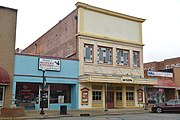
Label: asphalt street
xmin=31 ymin=113 xmax=180 ymax=120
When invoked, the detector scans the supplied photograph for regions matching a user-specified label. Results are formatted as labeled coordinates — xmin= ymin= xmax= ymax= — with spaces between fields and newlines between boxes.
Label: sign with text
xmin=147 ymin=71 xmax=173 ymax=77
xmin=39 ymin=58 xmax=61 ymax=71
xmin=121 ymin=76 xmax=133 ymax=83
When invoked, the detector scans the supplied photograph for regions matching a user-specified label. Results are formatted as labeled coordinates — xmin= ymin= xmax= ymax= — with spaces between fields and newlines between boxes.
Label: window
xmin=126 ymin=86 xmax=134 ymax=101
xmin=171 ymin=64 xmax=175 ymax=68
xmin=92 ymin=91 xmax=102 ymax=101
xmin=50 ymin=84 xmax=71 ymax=103
xmin=92 ymin=85 xmax=102 ymax=101
xmin=151 ymin=67 xmax=155 ymax=71
xmin=15 ymin=82 xmax=39 ymax=104
xmin=126 ymin=92 xmax=134 ymax=100
xmin=166 ymin=65 xmax=170 ymax=69
xmin=98 ymin=46 xmax=112 ymax=64
xmin=116 ymin=49 xmax=129 ymax=66
xmin=176 ymin=63 xmax=180 ymax=67
xmin=84 ymin=44 xmax=93 ymax=62
xmin=133 ymin=51 xmax=139 ymax=67
xmin=116 ymin=92 xmax=122 ymax=100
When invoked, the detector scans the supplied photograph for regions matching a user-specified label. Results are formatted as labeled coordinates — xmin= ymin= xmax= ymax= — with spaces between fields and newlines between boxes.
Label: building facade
xmin=13 ymin=54 xmax=79 ymax=110
xmin=0 ymin=6 xmax=17 ymax=108
xmin=22 ymin=2 xmax=156 ymax=109
xmin=144 ymin=57 xmax=180 ymax=104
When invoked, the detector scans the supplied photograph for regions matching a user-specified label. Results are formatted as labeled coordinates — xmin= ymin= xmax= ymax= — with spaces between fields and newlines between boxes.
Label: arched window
xmin=171 ymin=64 xmax=175 ymax=68
xmin=176 ymin=63 xmax=180 ymax=67
xmin=166 ymin=65 xmax=170 ymax=69
xmin=151 ymin=67 xmax=155 ymax=71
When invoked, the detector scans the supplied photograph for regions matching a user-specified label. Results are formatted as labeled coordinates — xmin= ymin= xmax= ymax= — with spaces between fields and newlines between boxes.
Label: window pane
xmin=98 ymin=47 xmax=112 ymax=64
xmin=84 ymin=44 xmax=93 ymax=62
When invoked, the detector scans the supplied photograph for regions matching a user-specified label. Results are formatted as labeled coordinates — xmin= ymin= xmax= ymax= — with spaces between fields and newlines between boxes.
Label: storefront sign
xmin=147 ymin=71 xmax=173 ymax=77
xmin=39 ymin=58 xmax=60 ymax=71
xmin=121 ymin=76 xmax=133 ymax=83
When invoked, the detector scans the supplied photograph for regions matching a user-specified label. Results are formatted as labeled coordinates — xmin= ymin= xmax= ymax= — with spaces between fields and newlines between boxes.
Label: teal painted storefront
xmin=13 ymin=54 xmax=79 ymax=110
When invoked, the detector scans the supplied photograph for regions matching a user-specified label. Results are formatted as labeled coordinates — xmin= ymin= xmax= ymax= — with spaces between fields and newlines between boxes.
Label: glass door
xmin=0 ymin=86 xmax=4 ymax=107
xmin=39 ymin=85 xmax=49 ymax=109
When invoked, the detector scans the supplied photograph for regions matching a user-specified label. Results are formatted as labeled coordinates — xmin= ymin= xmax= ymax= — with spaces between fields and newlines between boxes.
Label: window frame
xmin=97 ymin=46 xmax=113 ymax=65
xmin=133 ymin=51 xmax=140 ymax=67
xmin=116 ymin=48 xmax=129 ymax=66
xmin=84 ymin=44 xmax=94 ymax=63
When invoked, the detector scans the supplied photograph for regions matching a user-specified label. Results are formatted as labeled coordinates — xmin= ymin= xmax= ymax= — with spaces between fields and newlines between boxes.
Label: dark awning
xmin=0 ymin=67 xmax=10 ymax=85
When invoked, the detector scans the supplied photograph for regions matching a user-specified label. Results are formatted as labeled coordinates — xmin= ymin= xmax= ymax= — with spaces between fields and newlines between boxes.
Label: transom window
xmin=84 ymin=44 xmax=93 ymax=62
xmin=98 ymin=46 xmax=112 ymax=64
xmin=116 ymin=49 xmax=129 ymax=66
xmin=133 ymin=51 xmax=140 ymax=67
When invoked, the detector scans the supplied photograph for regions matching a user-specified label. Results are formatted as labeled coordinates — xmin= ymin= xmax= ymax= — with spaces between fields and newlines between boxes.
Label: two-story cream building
xmin=22 ymin=2 xmax=156 ymax=110
xmin=77 ymin=3 xmax=156 ymax=109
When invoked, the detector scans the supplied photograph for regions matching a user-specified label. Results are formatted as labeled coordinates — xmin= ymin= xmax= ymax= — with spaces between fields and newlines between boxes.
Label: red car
xmin=151 ymin=99 xmax=180 ymax=113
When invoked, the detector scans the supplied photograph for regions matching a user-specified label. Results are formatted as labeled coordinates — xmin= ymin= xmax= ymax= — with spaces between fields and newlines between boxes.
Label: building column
xmin=122 ymin=85 xmax=126 ymax=108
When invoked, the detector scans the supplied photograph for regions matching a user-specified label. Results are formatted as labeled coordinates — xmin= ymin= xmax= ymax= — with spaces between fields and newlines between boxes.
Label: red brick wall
xmin=144 ymin=57 xmax=180 ymax=71
xmin=22 ymin=9 xmax=78 ymax=59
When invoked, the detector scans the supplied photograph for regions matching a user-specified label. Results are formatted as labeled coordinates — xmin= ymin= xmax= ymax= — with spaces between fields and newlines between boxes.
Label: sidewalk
xmin=0 ymin=108 xmax=149 ymax=120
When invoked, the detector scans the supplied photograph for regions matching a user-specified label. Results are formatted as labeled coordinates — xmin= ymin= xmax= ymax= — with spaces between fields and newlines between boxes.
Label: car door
xmin=174 ymin=100 xmax=180 ymax=112
xmin=163 ymin=99 xmax=176 ymax=112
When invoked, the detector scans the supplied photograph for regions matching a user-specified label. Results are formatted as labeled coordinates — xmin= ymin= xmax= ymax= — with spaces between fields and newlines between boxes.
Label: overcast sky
xmin=1 ymin=0 xmax=180 ymax=63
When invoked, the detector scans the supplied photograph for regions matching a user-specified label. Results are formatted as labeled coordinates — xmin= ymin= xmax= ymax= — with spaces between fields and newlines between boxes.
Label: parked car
xmin=151 ymin=99 xmax=180 ymax=113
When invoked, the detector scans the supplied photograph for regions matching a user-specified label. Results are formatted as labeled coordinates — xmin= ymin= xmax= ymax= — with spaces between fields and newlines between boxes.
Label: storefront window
xmin=50 ymin=84 xmax=71 ymax=103
xmin=92 ymin=91 xmax=102 ymax=101
xmin=16 ymin=82 xmax=39 ymax=104
xmin=116 ymin=92 xmax=122 ymax=100
xmin=92 ymin=85 xmax=102 ymax=101
xmin=0 ymin=86 xmax=3 ymax=107
xmin=126 ymin=86 xmax=134 ymax=100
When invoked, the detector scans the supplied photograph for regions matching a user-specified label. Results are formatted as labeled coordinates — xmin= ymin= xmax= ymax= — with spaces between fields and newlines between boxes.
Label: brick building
xmin=0 ymin=6 xmax=17 ymax=108
xmin=144 ymin=57 xmax=180 ymax=104
xmin=22 ymin=2 xmax=156 ymax=109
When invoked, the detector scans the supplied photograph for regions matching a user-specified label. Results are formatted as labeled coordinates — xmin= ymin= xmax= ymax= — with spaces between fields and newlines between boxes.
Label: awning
xmin=154 ymin=79 xmax=177 ymax=89
xmin=0 ymin=67 xmax=10 ymax=85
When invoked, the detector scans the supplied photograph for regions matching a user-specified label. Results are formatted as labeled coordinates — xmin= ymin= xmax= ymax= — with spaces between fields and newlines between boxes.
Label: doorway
xmin=107 ymin=91 xmax=114 ymax=108
xmin=39 ymin=85 xmax=49 ymax=109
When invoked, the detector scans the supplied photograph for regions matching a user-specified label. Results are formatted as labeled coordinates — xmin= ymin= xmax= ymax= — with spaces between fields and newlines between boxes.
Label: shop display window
xmin=50 ymin=84 xmax=71 ymax=103
xmin=16 ymin=82 xmax=39 ymax=105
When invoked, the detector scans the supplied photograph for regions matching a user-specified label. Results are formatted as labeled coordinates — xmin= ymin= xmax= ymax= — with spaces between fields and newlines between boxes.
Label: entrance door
xmin=107 ymin=91 xmax=114 ymax=108
xmin=39 ymin=85 xmax=49 ymax=109
xmin=0 ymin=86 xmax=4 ymax=107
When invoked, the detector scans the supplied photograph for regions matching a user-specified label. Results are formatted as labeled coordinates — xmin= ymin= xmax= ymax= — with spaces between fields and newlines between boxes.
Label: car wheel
xmin=156 ymin=107 xmax=163 ymax=113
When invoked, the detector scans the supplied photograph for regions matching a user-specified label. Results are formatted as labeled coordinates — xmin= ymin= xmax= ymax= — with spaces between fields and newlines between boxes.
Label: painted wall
xmin=0 ymin=6 xmax=17 ymax=107
xmin=13 ymin=54 xmax=79 ymax=110
xmin=83 ymin=10 xmax=140 ymax=43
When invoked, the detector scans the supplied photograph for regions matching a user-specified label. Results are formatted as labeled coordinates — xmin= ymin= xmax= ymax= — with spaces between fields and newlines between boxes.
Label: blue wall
xmin=13 ymin=54 xmax=79 ymax=110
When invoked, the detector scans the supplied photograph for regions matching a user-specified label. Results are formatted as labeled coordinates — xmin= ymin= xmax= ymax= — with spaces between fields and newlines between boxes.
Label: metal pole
xmin=144 ymin=85 xmax=148 ymax=110
xmin=105 ymin=82 xmax=108 ymax=112
xmin=40 ymin=70 xmax=45 ymax=115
